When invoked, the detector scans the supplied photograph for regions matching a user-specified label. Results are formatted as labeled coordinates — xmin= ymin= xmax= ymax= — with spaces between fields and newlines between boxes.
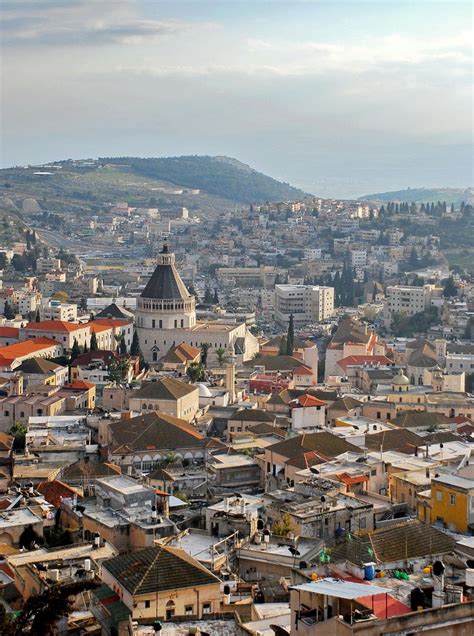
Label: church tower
xmin=136 ymin=242 xmax=196 ymax=362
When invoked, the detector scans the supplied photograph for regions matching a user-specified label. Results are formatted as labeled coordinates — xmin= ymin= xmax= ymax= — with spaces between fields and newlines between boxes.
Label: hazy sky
xmin=1 ymin=0 xmax=473 ymax=197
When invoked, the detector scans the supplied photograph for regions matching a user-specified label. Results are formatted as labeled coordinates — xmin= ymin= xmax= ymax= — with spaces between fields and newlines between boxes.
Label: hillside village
xmin=0 ymin=180 xmax=473 ymax=635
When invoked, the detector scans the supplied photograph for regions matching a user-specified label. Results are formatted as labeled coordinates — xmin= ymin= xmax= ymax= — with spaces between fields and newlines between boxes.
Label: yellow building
xmin=430 ymin=474 xmax=474 ymax=534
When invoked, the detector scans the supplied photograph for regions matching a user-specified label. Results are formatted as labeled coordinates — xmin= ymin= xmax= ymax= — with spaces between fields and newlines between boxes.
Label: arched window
xmin=166 ymin=600 xmax=175 ymax=620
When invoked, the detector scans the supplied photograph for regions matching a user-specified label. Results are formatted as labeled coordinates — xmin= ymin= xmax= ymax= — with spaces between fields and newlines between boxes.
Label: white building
xmin=274 ymin=284 xmax=334 ymax=327
xmin=350 ymin=250 xmax=367 ymax=268
xmin=136 ymin=243 xmax=258 ymax=365
xmin=383 ymin=284 xmax=442 ymax=328
xmin=41 ymin=300 xmax=78 ymax=322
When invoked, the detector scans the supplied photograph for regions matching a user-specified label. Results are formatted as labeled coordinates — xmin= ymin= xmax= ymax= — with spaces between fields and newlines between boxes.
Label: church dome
xmin=196 ymin=383 xmax=212 ymax=397
xmin=140 ymin=242 xmax=192 ymax=301
xmin=392 ymin=370 xmax=410 ymax=385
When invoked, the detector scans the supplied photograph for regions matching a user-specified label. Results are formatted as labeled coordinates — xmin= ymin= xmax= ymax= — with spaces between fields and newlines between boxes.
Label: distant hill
xmin=359 ymin=187 xmax=473 ymax=206
xmin=101 ymin=155 xmax=310 ymax=203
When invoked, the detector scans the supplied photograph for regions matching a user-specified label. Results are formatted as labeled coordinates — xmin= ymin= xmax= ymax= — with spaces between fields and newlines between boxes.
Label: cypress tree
xmin=3 ymin=300 xmax=13 ymax=320
xmin=213 ymin=288 xmax=219 ymax=304
xmin=130 ymin=330 xmax=140 ymax=357
xmin=70 ymin=338 xmax=80 ymax=361
xmin=286 ymin=314 xmax=294 ymax=356
xmin=90 ymin=331 xmax=98 ymax=351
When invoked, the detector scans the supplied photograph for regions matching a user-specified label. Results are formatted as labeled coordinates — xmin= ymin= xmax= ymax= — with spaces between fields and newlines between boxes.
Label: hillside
xmin=360 ymin=187 xmax=473 ymax=206
xmin=101 ymin=155 xmax=309 ymax=203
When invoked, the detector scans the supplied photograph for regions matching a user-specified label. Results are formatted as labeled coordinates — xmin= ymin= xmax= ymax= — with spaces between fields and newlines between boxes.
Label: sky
xmin=1 ymin=0 xmax=473 ymax=198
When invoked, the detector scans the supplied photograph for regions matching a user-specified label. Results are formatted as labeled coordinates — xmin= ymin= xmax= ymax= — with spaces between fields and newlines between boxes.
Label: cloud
xmin=246 ymin=31 xmax=473 ymax=75
xmin=1 ymin=0 xmax=210 ymax=46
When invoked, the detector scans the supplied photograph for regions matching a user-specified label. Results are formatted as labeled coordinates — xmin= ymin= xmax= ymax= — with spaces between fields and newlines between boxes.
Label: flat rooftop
xmin=291 ymin=577 xmax=390 ymax=599
xmin=7 ymin=541 xmax=117 ymax=566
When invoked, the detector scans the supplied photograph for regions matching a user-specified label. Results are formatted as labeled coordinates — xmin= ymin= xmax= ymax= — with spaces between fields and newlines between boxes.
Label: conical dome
xmin=141 ymin=243 xmax=191 ymax=301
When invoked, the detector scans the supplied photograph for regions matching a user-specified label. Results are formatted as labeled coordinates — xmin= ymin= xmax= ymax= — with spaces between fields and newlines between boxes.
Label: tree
xmin=408 ymin=247 xmax=419 ymax=270
xmin=442 ymin=276 xmax=457 ymax=298
xmin=9 ymin=421 xmax=27 ymax=451
xmin=201 ymin=342 xmax=210 ymax=366
xmin=70 ymin=338 xmax=80 ymax=361
xmin=3 ymin=300 xmax=14 ymax=320
xmin=272 ymin=512 xmax=296 ymax=537
xmin=35 ymin=309 xmax=41 ymax=322
xmin=278 ymin=336 xmax=287 ymax=355
xmin=108 ymin=357 xmax=130 ymax=384
xmin=0 ymin=580 xmax=98 ymax=636
xmin=19 ymin=524 xmax=42 ymax=550
xmin=187 ymin=361 xmax=206 ymax=382
xmin=286 ymin=314 xmax=294 ymax=356
xmin=130 ymin=330 xmax=141 ymax=357
xmin=119 ymin=336 xmax=127 ymax=355
xmin=213 ymin=288 xmax=219 ymax=304
xmin=79 ymin=297 xmax=88 ymax=312
xmin=216 ymin=347 xmax=228 ymax=367
xmin=203 ymin=285 xmax=213 ymax=304
xmin=52 ymin=291 xmax=69 ymax=303
xmin=90 ymin=331 xmax=98 ymax=351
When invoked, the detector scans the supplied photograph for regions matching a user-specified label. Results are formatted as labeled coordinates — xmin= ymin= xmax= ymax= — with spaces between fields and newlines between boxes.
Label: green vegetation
xmin=272 ymin=512 xmax=296 ymax=537
xmin=391 ymin=307 xmax=439 ymax=337
xmin=102 ymin=155 xmax=309 ymax=203
xmin=361 ymin=187 xmax=473 ymax=206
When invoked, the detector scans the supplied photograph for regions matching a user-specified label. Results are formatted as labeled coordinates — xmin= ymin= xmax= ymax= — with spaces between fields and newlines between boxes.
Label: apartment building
xmin=383 ymin=284 xmax=442 ymax=327
xmin=274 ymin=284 xmax=334 ymax=327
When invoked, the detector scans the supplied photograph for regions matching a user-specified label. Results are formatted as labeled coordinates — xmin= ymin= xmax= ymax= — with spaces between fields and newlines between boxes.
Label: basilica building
xmin=136 ymin=243 xmax=259 ymax=365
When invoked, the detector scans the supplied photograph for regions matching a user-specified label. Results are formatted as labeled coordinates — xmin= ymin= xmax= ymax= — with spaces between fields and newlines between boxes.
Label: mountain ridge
xmin=359 ymin=186 xmax=473 ymax=205
xmin=99 ymin=155 xmax=310 ymax=203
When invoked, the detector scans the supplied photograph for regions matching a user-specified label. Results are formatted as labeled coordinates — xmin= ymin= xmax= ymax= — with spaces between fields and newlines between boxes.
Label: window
xmin=152 ymin=320 xmax=155 ymax=328
xmin=185 ymin=605 xmax=193 ymax=615
xmin=144 ymin=600 xmax=150 ymax=608
xmin=436 ymin=490 xmax=443 ymax=502
xmin=360 ymin=517 xmax=367 ymax=529
xmin=450 ymin=494 xmax=456 ymax=505
xmin=202 ymin=603 xmax=211 ymax=614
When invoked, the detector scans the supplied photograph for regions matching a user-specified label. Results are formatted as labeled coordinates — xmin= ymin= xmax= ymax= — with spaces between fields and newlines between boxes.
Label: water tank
xmin=364 ymin=562 xmax=376 ymax=581
xmin=49 ymin=569 xmax=60 ymax=582
xmin=84 ymin=559 xmax=91 ymax=572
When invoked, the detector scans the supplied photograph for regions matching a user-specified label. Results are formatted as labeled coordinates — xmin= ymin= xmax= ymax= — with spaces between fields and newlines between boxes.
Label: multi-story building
xmin=274 ymin=284 xmax=334 ymax=327
xmin=40 ymin=300 xmax=78 ymax=322
xmin=429 ymin=473 xmax=474 ymax=534
xmin=383 ymin=284 xmax=442 ymax=327
xmin=35 ymin=257 xmax=62 ymax=275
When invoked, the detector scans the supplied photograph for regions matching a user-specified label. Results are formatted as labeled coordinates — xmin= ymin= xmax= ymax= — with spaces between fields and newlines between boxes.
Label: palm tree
xmin=216 ymin=347 xmax=228 ymax=367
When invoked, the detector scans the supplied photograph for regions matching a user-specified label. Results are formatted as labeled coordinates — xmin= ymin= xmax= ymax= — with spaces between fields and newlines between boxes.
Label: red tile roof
xmin=25 ymin=320 xmax=89 ymax=333
xmin=337 ymin=472 xmax=369 ymax=486
xmin=90 ymin=323 xmax=113 ymax=333
xmin=293 ymin=394 xmax=327 ymax=408
xmin=65 ymin=379 xmax=96 ymax=390
xmin=37 ymin=480 xmax=81 ymax=507
xmin=0 ymin=337 xmax=60 ymax=364
xmin=93 ymin=318 xmax=130 ymax=327
xmin=337 ymin=355 xmax=391 ymax=373
xmin=0 ymin=327 xmax=20 ymax=338
xmin=293 ymin=365 xmax=314 ymax=375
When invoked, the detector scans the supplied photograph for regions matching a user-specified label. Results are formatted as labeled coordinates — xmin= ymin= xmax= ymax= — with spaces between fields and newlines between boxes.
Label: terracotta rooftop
xmin=25 ymin=320 xmax=89 ymax=332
